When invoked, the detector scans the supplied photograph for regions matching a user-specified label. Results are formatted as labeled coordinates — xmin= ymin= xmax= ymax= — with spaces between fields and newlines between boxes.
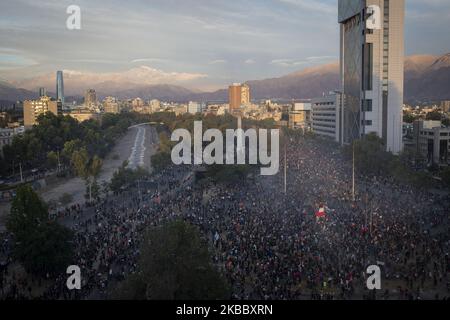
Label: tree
xmin=112 ymin=220 xmax=229 ymax=300
xmin=71 ymin=148 xmax=103 ymax=202
xmin=46 ymin=151 xmax=58 ymax=170
xmin=6 ymin=185 xmax=73 ymax=276
xmin=403 ymin=113 xmax=417 ymax=124
xmin=110 ymin=163 xmax=149 ymax=194
xmin=351 ymin=133 xmax=393 ymax=176
xmin=426 ymin=110 xmax=443 ymax=121
xmin=7 ymin=185 xmax=48 ymax=240
xmin=442 ymin=118 xmax=450 ymax=127
xmin=151 ymin=151 xmax=172 ymax=173
xmin=62 ymin=139 xmax=83 ymax=163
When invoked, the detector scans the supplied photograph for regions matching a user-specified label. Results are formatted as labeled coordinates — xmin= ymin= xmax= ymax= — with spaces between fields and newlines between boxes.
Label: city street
xmin=0 ymin=125 xmax=158 ymax=231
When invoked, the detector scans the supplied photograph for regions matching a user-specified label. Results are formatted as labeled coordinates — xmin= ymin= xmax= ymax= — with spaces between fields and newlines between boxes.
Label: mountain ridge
xmin=1 ymin=53 xmax=449 ymax=105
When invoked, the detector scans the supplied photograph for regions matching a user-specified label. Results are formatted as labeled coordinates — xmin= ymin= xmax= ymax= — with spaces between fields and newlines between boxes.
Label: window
xmin=362 ymin=43 xmax=373 ymax=91
xmin=362 ymin=99 xmax=373 ymax=112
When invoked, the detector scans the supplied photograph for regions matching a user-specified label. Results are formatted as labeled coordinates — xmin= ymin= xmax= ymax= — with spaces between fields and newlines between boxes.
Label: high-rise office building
xmin=229 ymin=83 xmax=251 ymax=111
xmin=311 ymin=93 xmax=342 ymax=143
xmin=84 ymin=89 xmax=97 ymax=108
xmin=39 ymin=87 xmax=47 ymax=97
xmin=23 ymin=96 xmax=61 ymax=128
xmin=339 ymin=0 xmax=404 ymax=153
xmin=56 ymin=71 xmax=65 ymax=106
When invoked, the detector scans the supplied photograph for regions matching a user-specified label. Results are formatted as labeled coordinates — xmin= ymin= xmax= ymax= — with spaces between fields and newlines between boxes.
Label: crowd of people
xmin=0 ymin=135 xmax=449 ymax=300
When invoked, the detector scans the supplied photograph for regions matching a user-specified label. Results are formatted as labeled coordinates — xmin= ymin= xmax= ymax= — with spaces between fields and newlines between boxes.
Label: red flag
xmin=315 ymin=207 xmax=326 ymax=218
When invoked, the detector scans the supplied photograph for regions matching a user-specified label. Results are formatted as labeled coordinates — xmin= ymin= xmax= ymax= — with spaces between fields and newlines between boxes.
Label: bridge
xmin=128 ymin=122 xmax=164 ymax=129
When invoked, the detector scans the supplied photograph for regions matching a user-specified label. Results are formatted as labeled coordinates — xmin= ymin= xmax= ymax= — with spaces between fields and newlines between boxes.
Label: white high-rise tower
xmin=339 ymin=0 xmax=404 ymax=153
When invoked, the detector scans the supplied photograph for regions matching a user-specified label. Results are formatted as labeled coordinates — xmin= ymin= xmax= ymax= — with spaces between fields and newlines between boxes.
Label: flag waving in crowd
xmin=315 ymin=205 xmax=327 ymax=220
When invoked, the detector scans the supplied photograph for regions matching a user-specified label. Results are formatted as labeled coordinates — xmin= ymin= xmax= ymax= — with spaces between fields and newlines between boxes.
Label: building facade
xmin=413 ymin=120 xmax=450 ymax=167
xmin=149 ymin=99 xmax=161 ymax=113
xmin=39 ymin=87 xmax=47 ymax=98
xmin=56 ymin=71 xmax=65 ymax=106
xmin=0 ymin=127 xmax=24 ymax=156
xmin=23 ymin=96 xmax=61 ymax=127
xmin=311 ymin=94 xmax=342 ymax=143
xmin=339 ymin=0 xmax=404 ymax=153
xmin=229 ymin=83 xmax=251 ymax=111
xmin=188 ymin=101 xmax=201 ymax=114
xmin=103 ymin=97 xmax=120 ymax=114
xmin=289 ymin=103 xmax=311 ymax=130
xmin=84 ymin=89 xmax=97 ymax=109
xmin=441 ymin=101 xmax=450 ymax=113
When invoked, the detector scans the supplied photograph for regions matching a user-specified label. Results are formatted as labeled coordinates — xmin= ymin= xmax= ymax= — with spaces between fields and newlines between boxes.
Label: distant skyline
xmin=1 ymin=0 xmax=449 ymax=92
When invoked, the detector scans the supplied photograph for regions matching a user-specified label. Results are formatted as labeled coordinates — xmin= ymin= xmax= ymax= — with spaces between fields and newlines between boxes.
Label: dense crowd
xmin=0 ymin=136 xmax=449 ymax=300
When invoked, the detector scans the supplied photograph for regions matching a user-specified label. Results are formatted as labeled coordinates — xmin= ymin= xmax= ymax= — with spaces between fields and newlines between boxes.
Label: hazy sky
xmin=0 ymin=0 xmax=449 ymax=91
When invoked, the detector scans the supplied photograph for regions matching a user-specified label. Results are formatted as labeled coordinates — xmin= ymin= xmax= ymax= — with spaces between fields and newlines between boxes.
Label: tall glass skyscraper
xmin=56 ymin=70 xmax=65 ymax=106
xmin=339 ymin=0 xmax=404 ymax=154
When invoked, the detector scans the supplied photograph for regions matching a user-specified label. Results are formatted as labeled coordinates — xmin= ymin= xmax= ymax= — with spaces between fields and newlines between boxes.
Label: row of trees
xmin=347 ymin=133 xmax=434 ymax=188
xmin=0 ymin=112 xmax=150 ymax=178
xmin=403 ymin=110 xmax=450 ymax=126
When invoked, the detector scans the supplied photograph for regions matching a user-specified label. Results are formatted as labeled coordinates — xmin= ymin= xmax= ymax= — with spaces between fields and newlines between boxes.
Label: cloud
xmin=270 ymin=59 xmax=307 ymax=67
xmin=277 ymin=0 xmax=335 ymax=15
xmin=0 ymin=54 xmax=38 ymax=70
xmin=208 ymin=59 xmax=227 ymax=65
xmin=130 ymin=58 xmax=169 ymax=64
xmin=306 ymin=55 xmax=336 ymax=61
xmin=0 ymin=48 xmax=38 ymax=70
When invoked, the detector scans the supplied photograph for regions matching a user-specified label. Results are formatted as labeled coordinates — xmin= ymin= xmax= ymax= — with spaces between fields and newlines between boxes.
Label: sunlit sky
xmin=1 ymin=0 xmax=449 ymax=91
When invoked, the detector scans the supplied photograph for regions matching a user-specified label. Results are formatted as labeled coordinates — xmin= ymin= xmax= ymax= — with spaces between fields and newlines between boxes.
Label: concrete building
xmin=171 ymin=105 xmax=188 ymax=116
xmin=84 ymin=89 xmax=97 ymax=109
xmin=103 ymin=97 xmax=120 ymax=114
xmin=311 ymin=94 xmax=342 ymax=142
xmin=131 ymin=98 xmax=144 ymax=112
xmin=441 ymin=101 xmax=450 ymax=113
xmin=149 ymin=99 xmax=161 ymax=113
xmin=205 ymin=104 xmax=229 ymax=116
xmin=412 ymin=120 xmax=450 ymax=167
xmin=23 ymin=96 xmax=61 ymax=127
xmin=188 ymin=101 xmax=202 ymax=114
xmin=339 ymin=0 xmax=404 ymax=153
xmin=229 ymin=83 xmax=251 ymax=111
xmin=289 ymin=103 xmax=311 ymax=130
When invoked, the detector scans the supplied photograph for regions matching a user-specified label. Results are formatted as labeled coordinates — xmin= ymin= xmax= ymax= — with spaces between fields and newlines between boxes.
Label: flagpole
xmin=352 ymin=142 xmax=355 ymax=202
xmin=19 ymin=162 xmax=23 ymax=183
xmin=284 ymin=141 xmax=287 ymax=195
